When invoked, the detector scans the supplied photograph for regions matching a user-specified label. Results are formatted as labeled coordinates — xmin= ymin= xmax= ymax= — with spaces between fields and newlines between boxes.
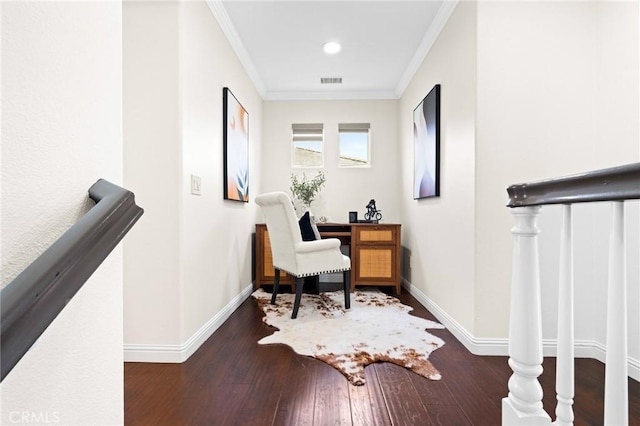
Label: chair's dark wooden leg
xmin=343 ymin=270 xmax=351 ymax=309
xmin=291 ymin=277 xmax=304 ymax=319
xmin=270 ymin=269 xmax=280 ymax=305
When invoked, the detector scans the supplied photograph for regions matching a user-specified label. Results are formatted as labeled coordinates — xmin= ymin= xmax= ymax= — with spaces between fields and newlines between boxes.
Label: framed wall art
xmin=413 ymin=84 xmax=440 ymax=200
xmin=223 ymin=87 xmax=249 ymax=202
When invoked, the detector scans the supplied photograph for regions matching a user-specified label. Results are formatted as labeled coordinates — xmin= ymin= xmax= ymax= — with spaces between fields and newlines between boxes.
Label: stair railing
xmin=0 ymin=179 xmax=143 ymax=382
xmin=502 ymin=162 xmax=640 ymax=425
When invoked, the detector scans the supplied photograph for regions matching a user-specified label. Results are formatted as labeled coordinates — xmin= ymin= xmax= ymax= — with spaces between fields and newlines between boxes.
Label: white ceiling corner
xmin=208 ymin=0 xmax=459 ymax=101
xmin=205 ymin=0 xmax=267 ymax=98
xmin=394 ymin=0 xmax=460 ymax=98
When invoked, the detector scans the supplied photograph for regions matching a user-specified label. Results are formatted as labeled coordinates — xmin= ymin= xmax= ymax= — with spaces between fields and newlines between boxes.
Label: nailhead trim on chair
xmin=278 ymin=267 xmax=351 ymax=278
xmin=297 ymin=267 xmax=351 ymax=278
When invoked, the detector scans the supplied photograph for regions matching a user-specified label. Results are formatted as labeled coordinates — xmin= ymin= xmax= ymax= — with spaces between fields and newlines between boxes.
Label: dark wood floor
xmin=125 ymin=288 xmax=640 ymax=425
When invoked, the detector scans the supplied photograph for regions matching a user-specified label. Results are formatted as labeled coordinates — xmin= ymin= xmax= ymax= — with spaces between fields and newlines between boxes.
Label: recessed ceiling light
xmin=323 ymin=41 xmax=341 ymax=55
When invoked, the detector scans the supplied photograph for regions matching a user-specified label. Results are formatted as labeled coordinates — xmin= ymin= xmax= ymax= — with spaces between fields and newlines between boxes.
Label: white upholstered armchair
xmin=255 ymin=192 xmax=351 ymax=319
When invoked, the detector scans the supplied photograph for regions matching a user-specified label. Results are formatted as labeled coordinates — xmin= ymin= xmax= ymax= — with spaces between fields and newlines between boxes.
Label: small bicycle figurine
xmin=364 ymin=199 xmax=382 ymax=221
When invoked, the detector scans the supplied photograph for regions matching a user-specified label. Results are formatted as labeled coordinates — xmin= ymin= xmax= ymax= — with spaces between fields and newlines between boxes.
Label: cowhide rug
xmin=252 ymin=288 xmax=445 ymax=386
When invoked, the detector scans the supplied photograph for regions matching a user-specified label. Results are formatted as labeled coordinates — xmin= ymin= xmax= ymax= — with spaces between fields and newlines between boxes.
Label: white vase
xmin=294 ymin=202 xmax=307 ymax=219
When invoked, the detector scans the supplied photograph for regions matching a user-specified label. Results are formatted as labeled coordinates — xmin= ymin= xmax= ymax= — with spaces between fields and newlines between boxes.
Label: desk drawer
xmin=354 ymin=225 xmax=397 ymax=245
xmin=352 ymin=224 xmax=401 ymax=290
xmin=358 ymin=247 xmax=394 ymax=279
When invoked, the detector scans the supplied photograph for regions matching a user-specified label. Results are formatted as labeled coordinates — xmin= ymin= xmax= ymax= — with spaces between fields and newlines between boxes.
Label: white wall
xmin=475 ymin=0 xmax=639 ymax=366
xmin=475 ymin=1 xmax=602 ymax=339
xmin=1 ymin=1 xmax=124 ymax=424
xmin=262 ymin=100 xmax=400 ymax=224
xmin=399 ymin=1 xmax=477 ymax=334
xmin=123 ymin=0 xmax=262 ymax=360
xmin=179 ymin=0 xmax=263 ymax=344
xmin=398 ymin=0 xmax=639 ymax=375
xmin=123 ymin=0 xmax=182 ymax=349
xmin=576 ymin=0 xmax=639 ymax=368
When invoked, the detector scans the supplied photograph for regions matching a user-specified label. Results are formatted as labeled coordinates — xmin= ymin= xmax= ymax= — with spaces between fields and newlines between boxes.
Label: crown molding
xmin=208 ymin=0 xmax=459 ymax=101
xmin=264 ymin=89 xmax=399 ymax=101
xmin=205 ymin=0 xmax=267 ymax=98
xmin=394 ymin=0 xmax=460 ymax=98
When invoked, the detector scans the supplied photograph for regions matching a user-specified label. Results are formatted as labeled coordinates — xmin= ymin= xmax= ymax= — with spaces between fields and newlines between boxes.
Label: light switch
xmin=191 ymin=174 xmax=202 ymax=196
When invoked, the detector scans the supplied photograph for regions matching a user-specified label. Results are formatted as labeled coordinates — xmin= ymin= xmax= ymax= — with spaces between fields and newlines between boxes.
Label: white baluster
xmin=604 ymin=201 xmax=628 ymax=425
xmin=555 ymin=204 xmax=574 ymax=426
xmin=502 ymin=206 xmax=552 ymax=425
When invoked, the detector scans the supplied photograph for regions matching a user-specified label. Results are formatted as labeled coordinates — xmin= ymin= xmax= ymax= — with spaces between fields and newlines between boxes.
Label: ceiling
xmin=209 ymin=1 xmax=458 ymax=100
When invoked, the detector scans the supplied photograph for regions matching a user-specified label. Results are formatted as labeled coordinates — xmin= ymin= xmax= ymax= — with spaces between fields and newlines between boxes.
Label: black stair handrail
xmin=1 ymin=179 xmax=143 ymax=381
xmin=507 ymin=162 xmax=640 ymax=207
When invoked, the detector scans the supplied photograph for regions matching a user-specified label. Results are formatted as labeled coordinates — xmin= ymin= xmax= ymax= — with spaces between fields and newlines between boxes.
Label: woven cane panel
xmin=359 ymin=249 xmax=392 ymax=278
xmin=359 ymin=229 xmax=393 ymax=242
xmin=263 ymin=231 xmax=276 ymax=277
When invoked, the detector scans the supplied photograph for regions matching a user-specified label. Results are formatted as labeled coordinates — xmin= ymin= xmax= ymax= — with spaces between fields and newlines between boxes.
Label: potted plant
xmin=290 ymin=171 xmax=326 ymax=214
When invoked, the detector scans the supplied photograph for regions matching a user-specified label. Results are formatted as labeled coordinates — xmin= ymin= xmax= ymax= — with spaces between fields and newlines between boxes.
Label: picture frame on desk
xmin=349 ymin=211 xmax=358 ymax=223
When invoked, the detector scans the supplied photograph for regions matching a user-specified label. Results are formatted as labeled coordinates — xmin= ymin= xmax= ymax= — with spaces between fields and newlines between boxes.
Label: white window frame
xmin=338 ymin=123 xmax=371 ymax=168
xmin=291 ymin=123 xmax=324 ymax=168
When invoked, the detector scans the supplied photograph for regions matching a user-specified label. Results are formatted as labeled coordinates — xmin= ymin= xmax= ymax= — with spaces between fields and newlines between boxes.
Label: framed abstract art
xmin=413 ymin=84 xmax=440 ymax=200
xmin=223 ymin=87 xmax=249 ymax=202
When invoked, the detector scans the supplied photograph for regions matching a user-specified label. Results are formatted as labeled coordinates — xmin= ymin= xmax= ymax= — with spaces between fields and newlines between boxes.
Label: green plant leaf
xmin=290 ymin=170 xmax=326 ymax=207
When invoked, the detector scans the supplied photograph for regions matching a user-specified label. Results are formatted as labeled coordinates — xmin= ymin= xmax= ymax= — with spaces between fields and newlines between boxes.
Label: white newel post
xmin=555 ymin=204 xmax=575 ymax=426
xmin=502 ymin=206 xmax=552 ymax=425
xmin=604 ymin=201 xmax=628 ymax=426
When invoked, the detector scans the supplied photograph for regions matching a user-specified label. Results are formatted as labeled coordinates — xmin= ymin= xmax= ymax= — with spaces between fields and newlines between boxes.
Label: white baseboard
xmin=402 ymin=279 xmax=508 ymax=356
xmin=563 ymin=339 xmax=640 ymax=382
xmin=124 ymin=283 xmax=254 ymax=363
xmin=403 ymin=279 xmax=640 ymax=382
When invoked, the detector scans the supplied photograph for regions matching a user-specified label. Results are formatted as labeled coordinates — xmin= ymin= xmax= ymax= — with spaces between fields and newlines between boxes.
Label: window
xmin=339 ymin=123 xmax=370 ymax=167
xmin=292 ymin=123 xmax=323 ymax=167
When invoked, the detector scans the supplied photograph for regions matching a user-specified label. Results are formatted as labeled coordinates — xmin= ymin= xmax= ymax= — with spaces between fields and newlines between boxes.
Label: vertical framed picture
xmin=413 ymin=84 xmax=440 ymax=199
xmin=223 ymin=87 xmax=249 ymax=202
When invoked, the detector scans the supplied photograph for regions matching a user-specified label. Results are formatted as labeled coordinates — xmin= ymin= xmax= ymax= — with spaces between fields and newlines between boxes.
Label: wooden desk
xmin=254 ymin=222 xmax=401 ymax=294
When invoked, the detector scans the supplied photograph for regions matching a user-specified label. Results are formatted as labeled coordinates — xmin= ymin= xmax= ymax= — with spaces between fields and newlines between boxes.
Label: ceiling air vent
xmin=321 ymin=77 xmax=342 ymax=84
